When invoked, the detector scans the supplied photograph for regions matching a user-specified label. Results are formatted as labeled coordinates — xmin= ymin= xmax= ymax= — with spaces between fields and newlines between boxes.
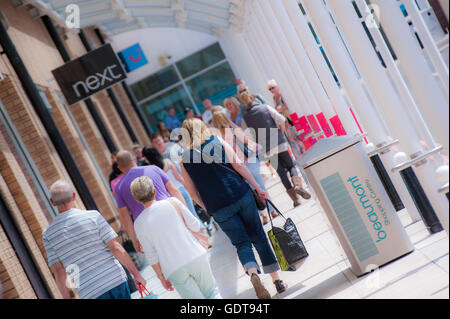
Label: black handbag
xmin=266 ymin=199 xmax=308 ymax=271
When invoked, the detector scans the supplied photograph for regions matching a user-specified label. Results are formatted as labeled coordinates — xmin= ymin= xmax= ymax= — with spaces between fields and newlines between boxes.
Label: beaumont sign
xmin=52 ymin=44 xmax=127 ymax=105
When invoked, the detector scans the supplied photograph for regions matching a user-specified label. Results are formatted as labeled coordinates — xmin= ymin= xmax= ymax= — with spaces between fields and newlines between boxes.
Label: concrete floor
xmin=132 ymin=172 xmax=449 ymax=300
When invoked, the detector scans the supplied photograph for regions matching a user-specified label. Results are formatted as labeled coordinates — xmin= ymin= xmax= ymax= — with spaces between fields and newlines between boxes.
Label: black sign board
xmin=52 ymin=44 xmax=127 ymax=105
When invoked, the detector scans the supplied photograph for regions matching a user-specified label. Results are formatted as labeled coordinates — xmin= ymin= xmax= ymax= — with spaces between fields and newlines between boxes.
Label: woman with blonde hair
xmin=212 ymin=111 xmax=278 ymax=225
xmin=179 ymin=118 xmax=287 ymax=299
xmin=224 ymin=97 xmax=244 ymax=127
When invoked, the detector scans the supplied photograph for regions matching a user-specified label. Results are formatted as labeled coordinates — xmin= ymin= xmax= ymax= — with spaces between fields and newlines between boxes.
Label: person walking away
xmin=130 ymin=176 xmax=221 ymax=299
xmin=239 ymin=92 xmax=311 ymax=208
xmin=179 ymin=118 xmax=287 ymax=299
xmin=238 ymin=84 xmax=267 ymax=105
xmin=114 ymin=150 xmax=186 ymax=254
xmin=211 ymin=111 xmax=278 ymax=225
xmin=42 ymin=180 xmax=146 ymax=299
xmin=142 ymin=146 xmax=204 ymax=226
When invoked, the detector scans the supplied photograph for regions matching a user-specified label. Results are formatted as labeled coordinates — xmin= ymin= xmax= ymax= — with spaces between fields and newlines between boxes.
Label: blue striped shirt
xmin=42 ymin=209 xmax=127 ymax=299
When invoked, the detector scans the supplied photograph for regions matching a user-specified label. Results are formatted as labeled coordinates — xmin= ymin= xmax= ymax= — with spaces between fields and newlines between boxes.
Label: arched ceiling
xmin=27 ymin=0 xmax=245 ymax=36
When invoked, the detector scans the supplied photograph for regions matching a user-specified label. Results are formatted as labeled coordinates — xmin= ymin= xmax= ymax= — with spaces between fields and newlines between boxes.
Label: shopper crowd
xmin=42 ymin=78 xmax=311 ymax=300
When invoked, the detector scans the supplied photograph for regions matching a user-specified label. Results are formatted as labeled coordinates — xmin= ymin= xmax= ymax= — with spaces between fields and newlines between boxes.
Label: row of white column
xmin=220 ymin=0 xmax=448 ymax=233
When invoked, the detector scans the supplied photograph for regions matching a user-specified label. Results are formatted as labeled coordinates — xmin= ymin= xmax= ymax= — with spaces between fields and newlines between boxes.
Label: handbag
xmin=194 ymin=148 xmax=266 ymax=211
xmin=168 ymin=198 xmax=210 ymax=250
xmin=266 ymin=199 xmax=308 ymax=271
xmin=138 ymin=284 xmax=158 ymax=299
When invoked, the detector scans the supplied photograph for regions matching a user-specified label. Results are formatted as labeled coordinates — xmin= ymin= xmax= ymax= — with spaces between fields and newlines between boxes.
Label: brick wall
xmin=112 ymin=84 xmax=151 ymax=147
xmin=92 ymin=91 xmax=134 ymax=152
xmin=0 ymin=125 xmax=62 ymax=299
xmin=45 ymin=89 xmax=121 ymax=232
xmin=0 ymin=75 xmax=85 ymax=210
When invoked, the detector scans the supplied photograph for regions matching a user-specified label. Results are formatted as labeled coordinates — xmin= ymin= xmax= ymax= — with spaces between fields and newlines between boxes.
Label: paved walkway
xmin=132 ymin=173 xmax=449 ymax=299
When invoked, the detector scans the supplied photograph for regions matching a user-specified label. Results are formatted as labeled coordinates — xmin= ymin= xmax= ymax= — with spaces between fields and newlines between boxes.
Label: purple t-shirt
xmin=114 ymin=166 xmax=171 ymax=221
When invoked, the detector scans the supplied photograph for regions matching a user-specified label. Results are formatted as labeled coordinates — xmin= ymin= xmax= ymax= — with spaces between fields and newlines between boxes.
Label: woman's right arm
xmin=180 ymin=162 xmax=206 ymax=210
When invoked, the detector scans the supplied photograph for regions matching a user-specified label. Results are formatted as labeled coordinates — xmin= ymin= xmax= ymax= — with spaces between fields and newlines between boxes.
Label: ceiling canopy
xmin=25 ymin=0 xmax=245 ymax=36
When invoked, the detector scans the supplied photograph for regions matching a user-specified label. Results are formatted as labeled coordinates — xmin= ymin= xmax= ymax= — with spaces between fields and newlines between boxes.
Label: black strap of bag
xmin=266 ymin=199 xmax=288 ymax=229
xmin=194 ymin=148 xmax=266 ymax=210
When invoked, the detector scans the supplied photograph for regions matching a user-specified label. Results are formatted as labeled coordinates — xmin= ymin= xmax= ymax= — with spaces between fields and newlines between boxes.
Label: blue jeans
xmin=212 ymin=190 xmax=279 ymax=274
xmin=96 ymin=281 xmax=131 ymax=299
xmin=246 ymin=159 xmax=276 ymax=215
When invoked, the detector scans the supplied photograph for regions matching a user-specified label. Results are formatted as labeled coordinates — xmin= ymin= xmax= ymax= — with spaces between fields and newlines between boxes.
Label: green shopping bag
xmin=138 ymin=284 xmax=158 ymax=299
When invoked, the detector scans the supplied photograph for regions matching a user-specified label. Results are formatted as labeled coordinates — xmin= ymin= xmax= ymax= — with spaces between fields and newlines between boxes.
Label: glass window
xmin=130 ymin=66 xmax=179 ymax=101
xmin=140 ymin=85 xmax=191 ymax=132
xmin=176 ymin=43 xmax=226 ymax=79
xmin=185 ymin=62 xmax=236 ymax=111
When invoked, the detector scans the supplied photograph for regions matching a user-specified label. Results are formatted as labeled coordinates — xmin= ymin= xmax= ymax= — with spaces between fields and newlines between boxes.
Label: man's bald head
xmin=117 ymin=150 xmax=135 ymax=172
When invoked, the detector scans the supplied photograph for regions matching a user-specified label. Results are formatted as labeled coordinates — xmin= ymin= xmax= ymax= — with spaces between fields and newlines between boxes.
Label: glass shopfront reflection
xmin=131 ymin=42 xmax=237 ymax=132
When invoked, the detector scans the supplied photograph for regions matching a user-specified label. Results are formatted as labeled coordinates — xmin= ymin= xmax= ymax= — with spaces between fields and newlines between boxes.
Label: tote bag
xmin=266 ymin=199 xmax=308 ymax=271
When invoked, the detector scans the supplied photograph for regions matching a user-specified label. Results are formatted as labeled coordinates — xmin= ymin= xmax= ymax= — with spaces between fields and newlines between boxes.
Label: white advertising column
xmin=371 ymin=0 xmax=449 ymax=157
xmin=281 ymin=0 xmax=360 ymax=135
xmin=259 ymin=0 xmax=321 ymax=115
xmin=249 ymin=3 xmax=310 ymax=115
xmin=326 ymin=0 xmax=449 ymax=235
xmin=267 ymin=0 xmax=336 ymax=119
xmin=300 ymin=136 xmax=414 ymax=277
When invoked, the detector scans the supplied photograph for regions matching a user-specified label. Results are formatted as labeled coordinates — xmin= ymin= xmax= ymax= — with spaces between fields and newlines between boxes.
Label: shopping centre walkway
xmin=131 ymin=170 xmax=449 ymax=300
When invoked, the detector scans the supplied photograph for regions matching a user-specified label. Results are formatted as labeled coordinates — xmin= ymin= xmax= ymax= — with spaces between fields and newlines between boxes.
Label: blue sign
xmin=118 ymin=43 xmax=148 ymax=72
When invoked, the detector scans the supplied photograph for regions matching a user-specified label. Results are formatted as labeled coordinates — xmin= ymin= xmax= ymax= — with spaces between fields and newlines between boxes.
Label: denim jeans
xmin=167 ymin=254 xmax=222 ymax=299
xmin=246 ymin=159 xmax=276 ymax=215
xmin=212 ymin=190 xmax=279 ymax=274
xmin=96 ymin=281 xmax=131 ymax=299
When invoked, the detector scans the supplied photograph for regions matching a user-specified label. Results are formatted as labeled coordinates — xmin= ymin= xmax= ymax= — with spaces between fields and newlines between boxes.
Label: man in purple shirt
xmin=114 ymin=150 xmax=186 ymax=254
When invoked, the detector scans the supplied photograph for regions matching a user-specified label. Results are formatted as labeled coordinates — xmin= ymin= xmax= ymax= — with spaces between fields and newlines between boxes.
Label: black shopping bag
xmin=266 ymin=200 xmax=308 ymax=271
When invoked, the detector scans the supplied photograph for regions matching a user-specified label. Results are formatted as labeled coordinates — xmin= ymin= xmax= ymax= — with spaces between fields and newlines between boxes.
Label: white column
xmin=219 ymin=30 xmax=269 ymax=100
xmin=250 ymin=1 xmax=311 ymax=115
xmin=371 ymin=0 xmax=449 ymax=157
xmin=327 ymin=0 xmax=449 ymax=233
xmin=267 ymin=0 xmax=336 ymax=119
xmin=401 ymin=0 xmax=449 ymax=92
xmin=259 ymin=0 xmax=320 ymax=115
xmin=354 ymin=0 xmax=438 ymax=151
xmin=281 ymin=0 xmax=360 ymax=135
xmin=302 ymin=0 xmax=423 ymax=223
xmin=301 ymin=0 xmax=385 ymax=145
xmin=246 ymin=14 xmax=304 ymax=114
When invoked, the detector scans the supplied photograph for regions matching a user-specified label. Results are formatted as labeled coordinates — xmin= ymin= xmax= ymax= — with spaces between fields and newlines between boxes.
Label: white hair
xmin=267 ymin=79 xmax=278 ymax=88
xmin=50 ymin=180 xmax=74 ymax=206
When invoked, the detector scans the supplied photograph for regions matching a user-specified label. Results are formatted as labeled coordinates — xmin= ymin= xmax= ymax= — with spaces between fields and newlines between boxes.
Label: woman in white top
xmin=130 ymin=176 xmax=221 ymax=299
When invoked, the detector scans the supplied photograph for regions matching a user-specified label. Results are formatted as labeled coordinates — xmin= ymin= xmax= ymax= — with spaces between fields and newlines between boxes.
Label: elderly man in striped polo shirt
xmin=42 ymin=180 xmax=146 ymax=299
